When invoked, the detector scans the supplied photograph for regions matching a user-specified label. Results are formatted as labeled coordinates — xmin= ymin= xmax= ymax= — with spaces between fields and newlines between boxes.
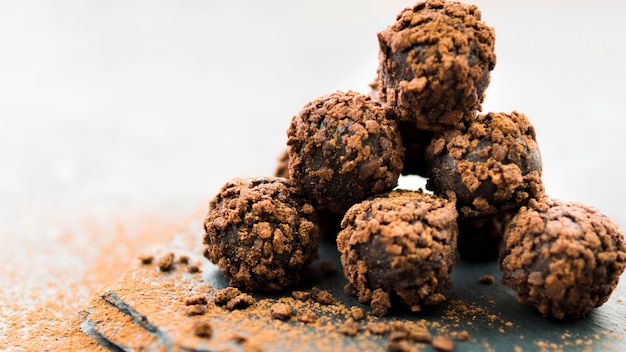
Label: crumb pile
xmin=201 ymin=0 xmax=625 ymax=321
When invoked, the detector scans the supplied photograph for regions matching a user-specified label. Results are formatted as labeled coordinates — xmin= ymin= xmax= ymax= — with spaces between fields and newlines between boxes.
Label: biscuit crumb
xmin=432 ymin=335 xmax=454 ymax=351
xmin=296 ymin=311 xmax=318 ymax=324
xmin=138 ymin=252 xmax=154 ymax=265
xmin=184 ymin=294 xmax=208 ymax=306
xmin=185 ymin=304 xmax=206 ymax=316
xmin=270 ymin=303 xmax=292 ymax=321
xmin=192 ymin=320 xmax=213 ymax=338
xmin=478 ymin=274 xmax=495 ymax=285
xmin=349 ymin=306 xmax=366 ymax=321
xmin=213 ymin=287 xmax=255 ymax=310
xmin=156 ymin=252 xmax=175 ymax=272
xmin=366 ymin=322 xmax=389 ymax=336
xmin=292 ymin=291 xmax=310 ymax=301
xmin=338 ymin=320 xmax=360 ymax=336
xmin=187 ymin=263 xmax=201 ymax=273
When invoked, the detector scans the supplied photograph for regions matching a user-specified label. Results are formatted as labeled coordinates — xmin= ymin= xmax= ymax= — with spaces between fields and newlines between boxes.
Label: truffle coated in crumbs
xmin=376 ymin=0 xmax=496 ymax=131
xmin=287 ymin=90 xmax=404 ymax=214
xmin=499 ymin=198 xmax=626 ymax=319
xmin=426 ymin=111 xmax=544 ymax=219
xmin=203 ymin=177 xmax=319 ymax=291
xmin=337 ymin=190 xmax=458 ymax=315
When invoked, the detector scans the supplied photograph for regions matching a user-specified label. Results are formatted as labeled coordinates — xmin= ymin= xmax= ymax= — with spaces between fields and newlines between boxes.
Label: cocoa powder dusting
xmin=0 ymin=210 xmax=197 ymax=350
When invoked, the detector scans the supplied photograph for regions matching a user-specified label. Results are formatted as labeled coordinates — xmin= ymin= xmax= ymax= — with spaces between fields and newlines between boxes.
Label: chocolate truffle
xmin=287 ymin=90 xmax=404 ymax=214
xmin=337 ymin=190 xmax=458 ymax=315
xmin=274 ymin=149 xmax=343 ymax=240
xmin=203 ymin=177 xmax=319 ymax=291
xmin=425 ymin=111 xmax=544 ymax=219
xmin=377 ymin=0 xmax=496 ymax=131
xmin=499 ymin=198 xmax=626 ymax=319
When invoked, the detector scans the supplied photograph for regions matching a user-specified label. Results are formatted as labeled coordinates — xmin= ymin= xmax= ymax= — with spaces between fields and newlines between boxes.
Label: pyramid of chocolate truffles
xmin=203 ymin=0 xmax=626 ymax=320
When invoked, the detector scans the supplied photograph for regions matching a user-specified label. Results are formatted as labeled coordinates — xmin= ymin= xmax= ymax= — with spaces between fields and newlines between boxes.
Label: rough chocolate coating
xmin=426 ymin=111 xmax=544 ymax=219
xmin=499 ymin=198 xmax=626 ymax=319
xmin=287 ymin=90 xmax=404 ymax=214
xmin=337 ymin=190 xmax=458 ymax=316
xmin=377 ymin=0 xmax=496 ymax=131
xmin=203 ymin=177 xmax=319 ymax=291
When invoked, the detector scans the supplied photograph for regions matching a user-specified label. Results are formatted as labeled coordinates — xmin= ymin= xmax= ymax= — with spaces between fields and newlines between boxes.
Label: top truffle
xmin=377 ymin=0 xmax=496 ymax=131
xmin=287 ymin=90 xmax=404 ymax=214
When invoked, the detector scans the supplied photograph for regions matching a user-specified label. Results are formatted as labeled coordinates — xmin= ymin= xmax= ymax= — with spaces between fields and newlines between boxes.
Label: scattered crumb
xmin=409 ymin=329 xmax=432 ymax=343
xmin=226 ymin=294 xmax=255 ymax=311
xmin=138 ymin=252 xmax=154 ymax=265
xmin=478 ymin=274 xmax=495 ymax=285
xmin=338 ymin=320 xmax=360 ymax=336
xmin=370 ymin=289 xmax=391 ymax=317
xmin=310 ymin=287 xmax=337 ymax=305
xmin=296 ymin=311 xmax=318 ymax=324
xmin=457 ymin=330 xmax=469 ymax=342
xmin=292 ymin=290 xmax=311 ymax=301
xmin=350 ymin=306 xmax=366 ymax=321
xmin=187 ymin=264 xmax=201 ymax=273
xmin=156 ymin=252 xmax=175 ymax=272
xmin=270 ymin=303 xmax=292 ymax=321
xmin=213 ymin=287 xmax=241 ymax=305
xmin=227 ymin=332 xmax=248 ymax=344
xmin=178 ymin=255 xmax=190 ymax=264
xmin=387 ymin=330 xmax=412 ymax=352
xmin=213 ymin=287 xmax=255 ymax=310
xmin=185 ymin=304 xmax=206 ymax=316
xmin=432 ymin=335 xmax=454 ymax=351
xmin=184 ymin=294 xmax=208 ymax=306
xmin=192 ymin=320 xmax=213 ymax=338
xmin=367 ymin=322 xmax=389 ymax=336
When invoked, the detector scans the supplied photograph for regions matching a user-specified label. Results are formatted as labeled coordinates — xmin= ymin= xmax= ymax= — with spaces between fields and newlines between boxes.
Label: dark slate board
xmin=79 ymin=230 xmax=626 ymax=352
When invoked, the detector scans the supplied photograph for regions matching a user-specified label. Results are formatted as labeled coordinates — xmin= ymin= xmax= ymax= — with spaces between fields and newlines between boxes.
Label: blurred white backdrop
xmin=1 ymin=0 xmax=625 ymax=233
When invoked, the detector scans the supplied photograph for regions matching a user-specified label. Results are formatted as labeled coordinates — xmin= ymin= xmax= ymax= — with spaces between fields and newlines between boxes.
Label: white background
xmin=1 ymin=0 xmax=625 ymax=234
